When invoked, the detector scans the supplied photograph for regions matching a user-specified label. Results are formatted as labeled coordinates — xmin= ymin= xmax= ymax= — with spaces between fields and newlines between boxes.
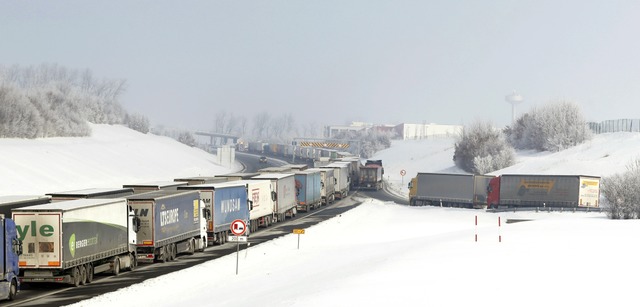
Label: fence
xmin=588 ymin=119 xmax=640 ymax=134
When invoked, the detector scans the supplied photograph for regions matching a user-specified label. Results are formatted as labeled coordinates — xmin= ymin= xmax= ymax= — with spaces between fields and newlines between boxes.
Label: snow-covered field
xmin=2 ymin=124 xmax=639 ymax=306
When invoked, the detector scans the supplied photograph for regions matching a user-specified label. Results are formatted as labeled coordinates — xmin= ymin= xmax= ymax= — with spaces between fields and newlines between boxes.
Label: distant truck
xmin=0 ymin=196 xmax=51 ymax=219
xmin=358 ymin=164 xmax=383 ymax=190
xmin=487 ymin=174 xmax=601 ymax=209
xmin=173 ymin=176 xmax=228 ymax=185
xmin=123 ymin=181 xmax=188 ymax=194
xmin=249 ymin=173 xmax=297 ymax=222
xmin=321 ymin=163 xmax=350 ymax=199
xmin=127 ymin=190 xmax=206 ymax=262
xmin=177 ymin=182 xmax=249 ymax=246
xmin=46 ymin=188 xmax=134 ymax=202
xmin=12 ymin=198 xmax=140 ymax=287
xmin=294 ymin=170 xmax=322 ymax=212
xmin=0 ymin=215 xmax=22 ymax=301
xmin=408 ymin=173 xmax=494 ymax=208
xmin=308 ymin=168 xmax=335 ymax=205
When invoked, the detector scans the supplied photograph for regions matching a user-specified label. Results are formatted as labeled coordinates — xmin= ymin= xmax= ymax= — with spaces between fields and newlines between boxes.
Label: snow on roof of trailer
xmin=46 ymin=187 xmax=134 ymax=197
xmin=12 ymin=197 xmax=126 ymax=211
xmin=322 ymin=162 xmax=350 ymax=168
xmin=258 ymin=166 xmax=292 ymax=172
xmin=123 ymin=181 xmax=188 ymax=188
xmin=251 ymin=173 xmax=294 ymax=179
xmin=307 ymin=167 xmax=332 ymax=172
xmin=295 ymin=169 xmax=320 ymax=174
xmin=0 ymin=195 xmax=51 ymax=205
xmin=126 ymin=189 xmax=198 ymax=201
xmin=178 ymin=180 xmax=248 ymax=190
xmin=215 ymin=172 xmax=261 ymax=178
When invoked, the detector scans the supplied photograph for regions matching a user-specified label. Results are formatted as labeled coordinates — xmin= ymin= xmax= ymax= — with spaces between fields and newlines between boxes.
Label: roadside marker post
xmin=293 ymin=229 xmax=305 ymax=249
xmin=230 ymin=219 xmax=247 ymax=275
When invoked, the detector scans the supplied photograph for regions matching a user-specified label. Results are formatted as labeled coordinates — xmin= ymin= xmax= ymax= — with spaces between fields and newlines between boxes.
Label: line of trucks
xmin=0 ymin=160 xmax=368 ymax=300
xmin=408 ymin=173 xmax=601 ymax=209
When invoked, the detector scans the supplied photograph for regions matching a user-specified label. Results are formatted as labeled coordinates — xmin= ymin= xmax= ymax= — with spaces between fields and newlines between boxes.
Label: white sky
xmin=2 ymin=124 xmax=639 ymax=306
xmin=2 ymin=1 xmax=640 ymax=129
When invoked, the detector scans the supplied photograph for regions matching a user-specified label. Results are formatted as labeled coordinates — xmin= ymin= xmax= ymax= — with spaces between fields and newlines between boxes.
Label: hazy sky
xmin=2 ymin=1 xmax=640 ymax=131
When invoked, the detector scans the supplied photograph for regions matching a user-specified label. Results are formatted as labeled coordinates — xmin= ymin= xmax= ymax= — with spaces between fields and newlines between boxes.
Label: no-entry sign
xmin=230 ymin=219 xmax=247 ymax=236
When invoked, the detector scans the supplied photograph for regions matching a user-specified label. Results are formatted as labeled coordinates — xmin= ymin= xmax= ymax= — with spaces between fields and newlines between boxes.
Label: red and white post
xmin=474 ymin=215 xmax=478 ymax=242
xmin=498 ymin=216 xmax=502 ymax=243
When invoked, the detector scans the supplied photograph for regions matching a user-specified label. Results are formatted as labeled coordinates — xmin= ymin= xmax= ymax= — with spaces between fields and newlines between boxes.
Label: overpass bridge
xmin=194 ymin=131 xmax=239 ymax=147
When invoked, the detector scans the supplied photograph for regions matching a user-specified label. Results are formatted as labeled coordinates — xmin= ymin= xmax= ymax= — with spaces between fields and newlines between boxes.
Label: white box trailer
xmin=12 ymin=198 xmax=139 ymax=287
xmin=321 ymin=162 xmax=350 ymax=199
xmin=225 ymin=179 xmax=275 ymax=233
xmin=308 ymin=168 xmax=335 ymax=205
xmin=249 ymin=173 xmax=297 ymax=221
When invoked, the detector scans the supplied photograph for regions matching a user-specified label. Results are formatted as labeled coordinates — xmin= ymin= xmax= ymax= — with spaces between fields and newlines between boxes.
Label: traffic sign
xmin=293 ymin=229 xmax=305 ymax=234
xmin=228 ymin=235 xmax=248 ymax=242
xmin=400 ymin=169 xmax=406 ymax=176
xmin=230 ymin=219 xmax=247 ymax=236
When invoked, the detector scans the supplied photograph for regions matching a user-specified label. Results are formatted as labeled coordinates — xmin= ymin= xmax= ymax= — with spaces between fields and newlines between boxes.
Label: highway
xmin=7 ymin=151 xmax=400 ymax=306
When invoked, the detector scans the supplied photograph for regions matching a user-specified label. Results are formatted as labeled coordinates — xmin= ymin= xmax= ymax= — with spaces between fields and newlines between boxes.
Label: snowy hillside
xmin=0 ymin=124 xmax=238 ymax=195
xmin=2 ymin=125 xmax=639 ymax=307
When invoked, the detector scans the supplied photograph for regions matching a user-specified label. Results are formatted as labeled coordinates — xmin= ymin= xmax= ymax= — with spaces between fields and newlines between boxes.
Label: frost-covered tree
xmin=178 ymin=131 xmax=196 ymax=147
xmin=453 ymin=121 xmax=515 ymax=174
xmin=0 ymin=63 xmax=129 ymax=138
xmin=602 ymin=159 xmax=640 ymax=219
xmin=505 ymin=100 xmax=592 ymax=152
xmin=124 ymin=113 xmax=150 ymax=134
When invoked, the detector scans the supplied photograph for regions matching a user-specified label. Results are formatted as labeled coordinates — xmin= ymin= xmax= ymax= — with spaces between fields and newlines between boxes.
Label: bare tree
xmin=252 ymin=111 xmax=270 ymax=139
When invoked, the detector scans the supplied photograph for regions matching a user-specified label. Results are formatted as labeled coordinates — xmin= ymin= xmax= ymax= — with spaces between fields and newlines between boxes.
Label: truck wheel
xmin=86 ymin=264 xmax=94 ymax=283
xmin=170 ymin=244 xmax=177 ymax=261
xmin=129 ymin=253 xmax=136 ymax=271
xmin=79 ymin=265 xmax=87 ymax=285
xmin=199 ymin=238 xmax=206 ymax=252
xmin=159 ymin=247 xmax=167 ymax=263
xmin=8 ymin=280 xmax=16 ymax=301
xmin=72 ymin=267 xmax=81 ymax=287
xmin=113 ymin=258 xmax=121 ymax=276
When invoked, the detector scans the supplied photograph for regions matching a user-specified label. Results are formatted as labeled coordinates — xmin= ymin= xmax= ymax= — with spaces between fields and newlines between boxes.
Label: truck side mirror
xmin=133 ymin=216 xmax=141 ymax=233
xmin=13 ymin=238 xmax=22 ymax=256
xmin=271 ymin=191 xmax=277 ymax=201
xmin=248 ymin=200 xmax=254 ymax=211
xmin=202 ymin=208 xmax=211 ymax=220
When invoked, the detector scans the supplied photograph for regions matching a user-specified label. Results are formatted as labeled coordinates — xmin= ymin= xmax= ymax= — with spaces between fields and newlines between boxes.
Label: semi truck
xmin=408 ymin=173 xmax=494 ymax=208
xmin=46 ymin=188 xmax=134 ymax=202
xmin=249 ymin=173 xmax=297 ymax=222
xmin=486 ymin=174 xmax=601 ymax=209
xmin=294 ymin=170 xmax=322 ymax=212
xmin=126 ymin=190 xmax=206 ymax=262
xmin=177 ymin=182 xmax=249 ymax=246
xmin=12 ymin=198 xmax=140 ymax=287
xmin=173 ymin=176 xmax=228 ymax=185
xmin=308 ymin=168 xmax=335 ymax=205
xmin=321 ymin=162 xmax=350 ymax=199
xmin=358 ymin=164 xmax=383 ymax=190
xmin=0 ymin=215 xmax=22 ymax=301
xmin=0 ymin=196 xmax=51 ymax=219
xmin=123 ymin=181 xmax=188 ymax=194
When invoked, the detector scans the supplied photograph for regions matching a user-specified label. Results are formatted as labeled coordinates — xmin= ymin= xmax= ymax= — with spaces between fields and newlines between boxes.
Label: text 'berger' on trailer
xmin=486 ymin=174 xmax=601 ymax=209
xmin=12 ymin=198 xmax=140 ymax=287
xmin=126 ymin=190 xmax=206 ymax=263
